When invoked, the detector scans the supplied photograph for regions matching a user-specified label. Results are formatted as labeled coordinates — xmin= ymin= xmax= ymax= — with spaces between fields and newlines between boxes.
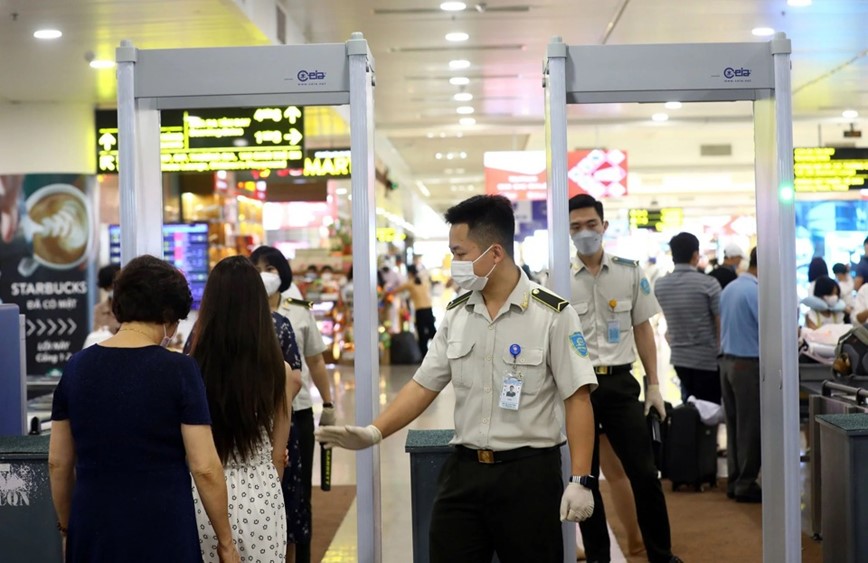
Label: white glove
xmin=315 ymin=424 xmax=382 ymax=450
xmin=560 ymin=482 xmax=594 ymax=522
xmin=319 ymin=404 xmax=337 ymax=427
xmin=644 ymin=383 xmax=667 ymax=421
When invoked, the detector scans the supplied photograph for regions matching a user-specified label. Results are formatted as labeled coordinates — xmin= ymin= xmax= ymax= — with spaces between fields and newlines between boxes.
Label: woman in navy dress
xmin=48 ymin=255 xmax=240 ymax=563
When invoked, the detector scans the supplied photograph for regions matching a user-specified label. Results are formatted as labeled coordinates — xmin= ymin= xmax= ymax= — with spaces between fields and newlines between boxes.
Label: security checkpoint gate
xmin=115 ymin=34 xmax=383 ymax=562
xmin=544 ymin=35 xmax=798 ymax=563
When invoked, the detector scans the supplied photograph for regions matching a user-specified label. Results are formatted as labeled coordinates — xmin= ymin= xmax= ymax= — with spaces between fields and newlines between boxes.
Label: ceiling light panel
xmin=445 ymin=32 xmax=470 ymax=42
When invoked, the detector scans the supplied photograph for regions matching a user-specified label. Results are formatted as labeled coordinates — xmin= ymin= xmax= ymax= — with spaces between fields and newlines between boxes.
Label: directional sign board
xmin=95 ymin=107 xmax=305 ymax=173
xmin=794 ymin=147 xmax=868 ymax=193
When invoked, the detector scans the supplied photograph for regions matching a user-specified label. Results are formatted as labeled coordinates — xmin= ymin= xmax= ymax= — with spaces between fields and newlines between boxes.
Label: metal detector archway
xmin=544 ymin=34 xmax=798 ymax=563
xmin=116 ymin=33 xmax=384 ymax=562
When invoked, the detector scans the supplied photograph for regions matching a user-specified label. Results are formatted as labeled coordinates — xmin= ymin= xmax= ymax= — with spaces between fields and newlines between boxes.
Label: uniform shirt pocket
xmin=447 ymin=340 xmax=475 ymax=388
xmin=501 ymin=348 xmax=546 ymax=395
xmin=612 ymin=299 xmax=633 ymax=331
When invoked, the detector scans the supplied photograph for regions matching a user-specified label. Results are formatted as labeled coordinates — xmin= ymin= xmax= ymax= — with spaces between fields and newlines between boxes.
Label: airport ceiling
xmin=0 ymin=0 xmax=866 ymax=213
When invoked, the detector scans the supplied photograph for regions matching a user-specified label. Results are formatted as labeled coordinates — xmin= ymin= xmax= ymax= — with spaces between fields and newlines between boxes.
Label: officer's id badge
xmin=607 ymin=320 xmax=621 ymax=344
xmin=569 ymin=331 xmax=588 ymax=358
xmin=640 ymin=277 xmax=652 ymax=295
xmin=499 ymin=374 xmax=523 ymax=410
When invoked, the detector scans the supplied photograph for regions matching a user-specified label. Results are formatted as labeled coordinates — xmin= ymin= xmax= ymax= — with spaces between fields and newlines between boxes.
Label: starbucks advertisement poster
xmin=0 ymin=174 xmax=95 ymax=376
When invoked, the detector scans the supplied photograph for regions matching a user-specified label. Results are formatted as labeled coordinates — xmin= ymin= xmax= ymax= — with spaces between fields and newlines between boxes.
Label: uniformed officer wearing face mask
xmin=317 ymin=195 xmax=599 ymax=563
xmin=564 ymin=194 xmax=682 ymax=563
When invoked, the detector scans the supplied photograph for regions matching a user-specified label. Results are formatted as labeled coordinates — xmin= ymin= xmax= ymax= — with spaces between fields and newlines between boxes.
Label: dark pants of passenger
xmin=429 ymin=448 xmax=563 ymax=563
xmin=415 ymin=307 xmax=437 ymax=358
xmin=674 ymin=365 xmax=722 ymax=405
xmin=580 ymin=370 xmax=673 ymax=563
xmin=718 ymin=356 xmax=761 ymax=497
xmin=294 ymin=407 xmax=315 ymax=563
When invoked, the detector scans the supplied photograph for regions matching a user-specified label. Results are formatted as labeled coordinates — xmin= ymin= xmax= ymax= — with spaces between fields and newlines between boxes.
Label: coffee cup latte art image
xmin=23 ymin=184 xmax=92 ymax=271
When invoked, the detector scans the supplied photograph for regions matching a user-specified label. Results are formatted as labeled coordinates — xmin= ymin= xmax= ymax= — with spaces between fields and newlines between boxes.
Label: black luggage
xmin=664 ymin=403 xmax=717 ymax=491
xmin=390 ymin=331 xmax=422 ymax=365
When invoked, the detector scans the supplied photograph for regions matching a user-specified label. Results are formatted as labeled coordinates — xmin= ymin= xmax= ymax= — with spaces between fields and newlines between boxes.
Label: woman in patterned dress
xmin=188 ymin=256 xmax=301 ymax=562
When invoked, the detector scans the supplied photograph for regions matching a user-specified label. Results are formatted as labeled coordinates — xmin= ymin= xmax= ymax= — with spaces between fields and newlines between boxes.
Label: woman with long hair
xmin=188 ymin=256 xmax=300 ymax=562
xmin=390 ymin=264 xmax=437 ymax=357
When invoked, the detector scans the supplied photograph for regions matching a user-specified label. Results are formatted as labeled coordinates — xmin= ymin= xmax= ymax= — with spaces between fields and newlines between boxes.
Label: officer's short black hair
xmin=444 ymin=195 xmax=515 ymax=258
xmin=669 ymin=232 xmax=700 ymax=264
xmin=568 ymin=194 xmax=604 ymax=221
xmin=249 ymin=246 xmax=293 ymax=294
xmin=749 ymin=247 xmax=758 ymax=269
xmin=97 ymin=264 xmax=121 ymax=291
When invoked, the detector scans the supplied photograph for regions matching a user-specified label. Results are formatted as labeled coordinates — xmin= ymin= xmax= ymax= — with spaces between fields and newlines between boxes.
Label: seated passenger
xmin=803 ymin=275 xmax=846 ymax=329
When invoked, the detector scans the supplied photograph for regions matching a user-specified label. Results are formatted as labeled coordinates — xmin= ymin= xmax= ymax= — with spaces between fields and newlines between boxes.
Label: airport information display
xmin=109 ymin=224 xmax=210 ymax=308
xmin=628 ymin=208 xmax=684 ymax=232
xmin=96 ymin=107 xmax=305 ymax=173
xmin=794 ymin=147 xmax=868 ymax=193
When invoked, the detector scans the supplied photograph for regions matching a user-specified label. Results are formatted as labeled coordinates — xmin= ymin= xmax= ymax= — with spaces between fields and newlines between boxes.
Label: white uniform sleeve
xmin=548 ymin=305 xmax=598 ymax=400
xmin=412 ymin=313 xmax=453 ymax=392
xmin=302 ymin=310 xmax=327 ymax=357
xmin=632 ymin=267 xmax=660 ymax=326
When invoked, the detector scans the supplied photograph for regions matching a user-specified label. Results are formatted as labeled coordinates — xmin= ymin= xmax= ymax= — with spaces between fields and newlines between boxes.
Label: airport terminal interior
xmin=1 ymin=1 xmax=867 ymax=562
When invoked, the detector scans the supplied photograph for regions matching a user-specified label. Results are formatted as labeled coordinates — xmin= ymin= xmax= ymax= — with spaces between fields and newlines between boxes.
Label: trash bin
xmin=816 ymin=413 xmax=868 ymax=563
xmin=0 ymin=435 xmax=62 ymax=562
xmin=404 ymin=429 xmax=500 ymax=563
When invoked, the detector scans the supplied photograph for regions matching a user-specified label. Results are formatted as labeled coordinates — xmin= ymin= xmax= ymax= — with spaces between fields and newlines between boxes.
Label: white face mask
xmin=823 ymin=295 xmax=839 ymax=307
xmin=321 ymin=272 xmax=333 ymax=282
xmin=571 ymin=230 xmax=603 ymax=256
xmin=260 ymin=271 xmax=281 ymax=297
xmin=160 ymin=324 xmax=175 ymax=348
xmin=451 ymin=245 xmax=497 ymax=291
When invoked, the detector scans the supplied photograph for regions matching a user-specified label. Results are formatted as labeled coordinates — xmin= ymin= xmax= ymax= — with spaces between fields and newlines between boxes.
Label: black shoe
xmin=668 ymin=557 xmax=684 ymax=563
xmin=735 ymin=487 xmax=762 ymax=503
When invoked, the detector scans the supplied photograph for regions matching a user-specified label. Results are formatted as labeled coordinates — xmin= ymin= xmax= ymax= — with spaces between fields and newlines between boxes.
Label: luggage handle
xmin=821 ymin=380 xmax=868 ymax=405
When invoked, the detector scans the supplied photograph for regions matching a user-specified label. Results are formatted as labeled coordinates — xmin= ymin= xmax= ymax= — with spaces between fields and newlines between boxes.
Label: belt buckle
xmin=477 ymin=449 xmax=495 ymax=464
xmin=594 ymin=366 xmax=609 ymax=375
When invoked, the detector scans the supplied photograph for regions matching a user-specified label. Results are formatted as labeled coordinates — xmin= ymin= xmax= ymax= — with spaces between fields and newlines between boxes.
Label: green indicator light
xmin=779 ymin=183 xmax=794 ymax=202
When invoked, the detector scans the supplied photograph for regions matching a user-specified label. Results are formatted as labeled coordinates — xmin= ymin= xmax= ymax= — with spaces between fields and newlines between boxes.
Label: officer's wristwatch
xmin=570 ymin=475 xmax=598 ymax=490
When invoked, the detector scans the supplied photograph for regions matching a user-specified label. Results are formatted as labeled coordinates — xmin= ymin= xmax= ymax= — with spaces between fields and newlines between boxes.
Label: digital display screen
xmin=109 ymin=223 xmax=210 ymax=309
xmin=794 ymin=147 xmax=868 ymax=193
xmin=628 ymin=208 xmax=683 ymax=232
xmin=96 ymin=106 xmax=305 ymax=173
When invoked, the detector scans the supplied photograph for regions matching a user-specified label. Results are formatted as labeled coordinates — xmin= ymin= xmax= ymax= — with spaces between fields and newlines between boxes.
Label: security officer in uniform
xmin=317 ymin=195 xmax=598 ymax=563
xmin=566 ymin=195 xmax=681 ymax=563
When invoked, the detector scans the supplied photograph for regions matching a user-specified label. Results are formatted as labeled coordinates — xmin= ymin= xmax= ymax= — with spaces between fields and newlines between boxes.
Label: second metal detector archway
xmin=116 ymin=33 xmax=384 ymax=562
xmin=544 ymin=34 xmax=797 ymax=563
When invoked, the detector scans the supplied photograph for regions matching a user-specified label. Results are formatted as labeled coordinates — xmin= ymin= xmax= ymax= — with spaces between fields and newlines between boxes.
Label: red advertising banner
xmin=484 ymin=149 xmax=628 ymax=201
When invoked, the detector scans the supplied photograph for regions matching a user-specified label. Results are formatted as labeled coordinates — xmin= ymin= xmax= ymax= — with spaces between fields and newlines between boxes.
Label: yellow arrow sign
xmin=285 ymin=128 xmax=303 ymax=146
xmin=284 ymin=106 xmax=302 ymax=124
xmin=98 ymin=132 xmax=117 ymax=151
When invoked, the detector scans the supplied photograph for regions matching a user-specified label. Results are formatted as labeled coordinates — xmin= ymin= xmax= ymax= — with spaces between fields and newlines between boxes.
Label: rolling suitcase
xmin=664 ymin=403 xmax=718 ymax=491
xmin=390 ymin=331 xmax=422 ymax=365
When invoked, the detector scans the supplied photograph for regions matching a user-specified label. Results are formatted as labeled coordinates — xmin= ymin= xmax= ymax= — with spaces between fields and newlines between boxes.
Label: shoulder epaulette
xmin=530 ymin=287 xmax=569 ymax=313
xmin=282 ymin=297 xmax=314 ymax=309
xmin=446 ymin=292 xmax=472 ymax=311
xmin=612 ymin=256 xmax=639 ymax=267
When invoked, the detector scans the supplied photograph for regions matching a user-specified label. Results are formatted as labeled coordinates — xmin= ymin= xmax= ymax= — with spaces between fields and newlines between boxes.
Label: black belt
xmin=594 ymin=364 xmax=632 ymax=375
xmin=455 ymin=444 xmax=561 ymax=465
xmin=721 ymin=355 xmax=759 ymax=361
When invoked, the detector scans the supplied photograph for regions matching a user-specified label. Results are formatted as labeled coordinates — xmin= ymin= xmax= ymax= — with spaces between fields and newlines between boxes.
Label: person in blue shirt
xmin=718 ymin=247 xmax=762 ymax=503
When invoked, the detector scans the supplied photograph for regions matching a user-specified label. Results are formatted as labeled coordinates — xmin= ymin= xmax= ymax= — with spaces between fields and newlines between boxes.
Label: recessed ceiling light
xmin=843 ymin=109 xmax=859 ymax=119
xmin=440 ymin=1 xmax=467 ymax=10
xmin=453 ymin=92 xmax=473 ymax=102
xmin=435 ymin=152 xmax=443 ymax=159
xmin=449 ymin=76 xmax=470 ymax=86
xmin=651 ymin=113 xmax=669 ymax=122
xmin=751 ymin=27 xmax=775 ymax=37
xmin=89 ymin=59 xmax=116 ymax=69
xmin=447 ymin=153 xmax=455 ymax=160
xmin=787 ymin=0 xmax=811 ymax=6
xmin=459 ymin=117 xmax=476 ymax=126
xmin=460 ymin=152 xmax=468 ymax=159
xmin=426 ymin=132 xmax=435 ymax=138
xmin=664 ymin=101 xmax=682 ymax=110
xmin=439 ymin=132 xmax=447 ymax=138
xmin=445 ymin=32 xmax=469 ymax=42
xmin=449 ymin=59 xmax=471 ymax=70
xmin=456 ymin=106 xmax=475 ymax=115
xmin=34 ymin=29 xmax=62 ymax=40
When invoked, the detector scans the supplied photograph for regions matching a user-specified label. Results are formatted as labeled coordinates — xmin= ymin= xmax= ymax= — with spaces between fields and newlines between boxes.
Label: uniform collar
xmin=573 ymin=252 xmax=610 ymax=275
xmin=466 ymin=266 xmax=531 ymax=312
xmin=673 ymin=264 xmax=695 ymax=272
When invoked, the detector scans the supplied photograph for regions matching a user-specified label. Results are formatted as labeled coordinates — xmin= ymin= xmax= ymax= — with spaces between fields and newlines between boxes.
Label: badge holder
xmin=499 ymin=344 xmax=523 ymax=410
xmin=607 ymin=300 xmax=620 ymax=344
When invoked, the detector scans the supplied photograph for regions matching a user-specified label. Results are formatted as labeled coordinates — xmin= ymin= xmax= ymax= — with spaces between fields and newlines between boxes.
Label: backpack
xmin=833 ymin=324 xmax=868 ymax=377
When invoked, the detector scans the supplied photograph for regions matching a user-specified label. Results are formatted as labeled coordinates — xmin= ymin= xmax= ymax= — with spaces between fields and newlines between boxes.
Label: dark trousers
xmin=415 ymin=307 xmax=437 ymax=358
xmin=674 ymin=365 xmax=722 ymax=405
xmin=580 ymin=371 xmax=673 ymax=563
xmin=719 ymin=357 xmax=761 ymax=496
xmin=429 ymin=449 xmax=564 ymax=563
xmin=294 ymin=408 xmax=315 ymax=563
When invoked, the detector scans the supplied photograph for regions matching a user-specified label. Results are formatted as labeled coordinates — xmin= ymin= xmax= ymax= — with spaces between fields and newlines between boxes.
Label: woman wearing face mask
xmin=49 ymin=255 xmax=241 ymax=563
xmin=833 ymin=263 xmax=855 ymax=316
xmin=248 ymin=247 xmax=307 ymax=563
xmin=804 ymin=275 xmax=846 ymax=329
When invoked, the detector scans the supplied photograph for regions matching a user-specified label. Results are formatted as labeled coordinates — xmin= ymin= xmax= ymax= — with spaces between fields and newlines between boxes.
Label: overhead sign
xmin=794 ymin=147 xmax=868 ymax=193
xmin=303 ymin=148 xmax=351 ymax=178
xmin=629 ymin=208 xmax=683 ymax=232
xmin=95 ymin=107 xmax=305 ymax=173
xmin=484 ymin=149 xmax=628 ymax=201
